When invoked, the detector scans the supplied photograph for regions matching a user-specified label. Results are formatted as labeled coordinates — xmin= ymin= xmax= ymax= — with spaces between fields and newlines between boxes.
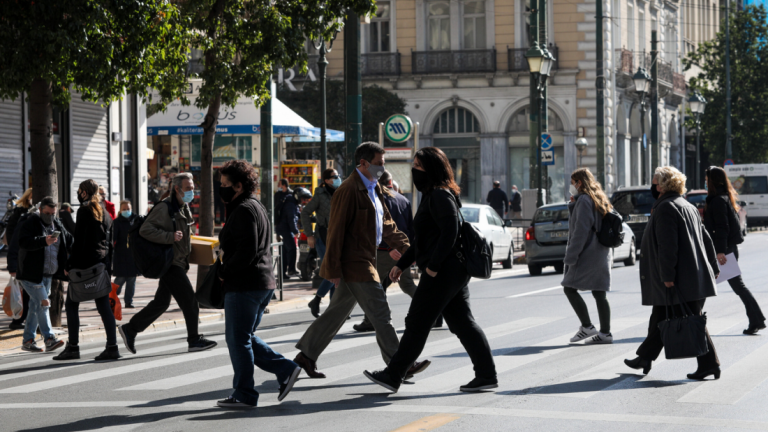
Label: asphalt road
xmin=2 ymin=232 xmax=768 ymax=431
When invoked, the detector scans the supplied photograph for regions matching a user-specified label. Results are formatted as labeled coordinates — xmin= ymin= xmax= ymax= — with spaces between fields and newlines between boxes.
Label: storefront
xmin=0 ymin=99 xmax=24 ymax=218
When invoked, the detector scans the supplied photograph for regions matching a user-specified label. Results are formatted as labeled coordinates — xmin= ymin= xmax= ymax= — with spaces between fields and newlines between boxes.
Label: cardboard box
xmin=189 ymin=236 xmax=220 ymax=266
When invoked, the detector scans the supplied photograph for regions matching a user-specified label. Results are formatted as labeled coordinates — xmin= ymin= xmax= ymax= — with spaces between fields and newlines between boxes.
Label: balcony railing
xmin=412 ymin=48 xmax=496 ymax=74
xmin=507 ymin=45 xmax=559 ymax=72
xmin=362 ymin=52 xmax=401 ymax=76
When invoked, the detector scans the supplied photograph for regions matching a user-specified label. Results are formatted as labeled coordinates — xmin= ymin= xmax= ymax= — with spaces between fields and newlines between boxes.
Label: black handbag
xmin=196 ymin=259 xmax=224 ymax=309
xmin=68 ymin=263 xmax=112 ymax=302
xmin=657 ymin=287 xmax=709 ymax=359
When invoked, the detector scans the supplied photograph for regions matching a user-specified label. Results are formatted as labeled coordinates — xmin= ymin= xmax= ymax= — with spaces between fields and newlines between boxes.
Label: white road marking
xmin=506 ymin=286 xmax=562 ymax=299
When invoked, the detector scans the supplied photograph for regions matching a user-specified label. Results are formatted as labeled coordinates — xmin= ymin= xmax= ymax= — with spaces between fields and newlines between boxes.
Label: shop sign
xmin=385 ymin=148 xmax=412 ymax=160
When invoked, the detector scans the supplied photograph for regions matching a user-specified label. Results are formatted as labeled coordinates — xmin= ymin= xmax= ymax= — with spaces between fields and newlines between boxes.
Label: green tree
xmin=0 ymin=1 xmax=190 ymax=203
xmin=684 ymin=4 xmax=768 ymax=164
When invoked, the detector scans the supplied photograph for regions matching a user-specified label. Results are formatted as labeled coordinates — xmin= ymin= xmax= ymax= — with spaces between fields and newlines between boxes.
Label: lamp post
xmin=575 ymin=137 xmax=588 ymax=168
xmin=633 ymin=67 xmax=651 ymax=184
xmin=313 ymin=16 xmax=342 ymax=173
xmin=526 ymin=42 xmax=555 ymax=208
xmin=688 ymin=91 xmax=707 ymax=189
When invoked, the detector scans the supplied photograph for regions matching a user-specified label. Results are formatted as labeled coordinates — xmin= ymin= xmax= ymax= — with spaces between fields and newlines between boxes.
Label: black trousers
xmin=66 ymin=294 xmax=116 ymax=346
xmin=126 ymin=265 xmax=199 ymax=342
xmin=277 ymin=230 xmax=297 ymax=274
xmin=728 ymin=247 xmax=765 ymax=326
xmin=636 ymin=299 xmax=720 ymax=370
xmin=387 ymin=255 xmax=497 ymax=381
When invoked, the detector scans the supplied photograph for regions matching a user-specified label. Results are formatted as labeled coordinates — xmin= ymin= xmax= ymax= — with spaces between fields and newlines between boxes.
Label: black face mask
xmin=219 ymin=186 xmax=236 ymax=203
xmin=651 ymin=184 xmax=660 ymax=200
xmin=77 ymin=191 xmax=89 ymax=205
xmin=411 ymin=168 xmax=430 ymax=192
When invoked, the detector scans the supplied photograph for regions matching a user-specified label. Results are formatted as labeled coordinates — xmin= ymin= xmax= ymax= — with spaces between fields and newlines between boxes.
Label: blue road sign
xmin=542 ymin=150 xmax=555 ymax=166
xmin=541 ymin=134 xmax=553 ymax=150
xmin=724 ymin=159 xmax=734 ymax=166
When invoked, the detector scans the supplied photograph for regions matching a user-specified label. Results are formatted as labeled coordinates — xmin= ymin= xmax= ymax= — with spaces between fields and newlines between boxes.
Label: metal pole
xmin=528 ymin=0 xmax=539 ymax=191
xmin=696 ymin=116 xmax=701 ymax=189
xmin=681 ymin=95 xmax=686 ymax=179
xmin=379 ymin=122 xmax=384 ymax=147
xmin=412 ymin=122 xmax=419 ymax=217
xmin=344 ymin=11 xmax=362 ymax=175
xmin=596 ymin=0 xmax=605 ymax=187
xmin=651 ymin=31 xmax=659 ymax=172
xmin=261 ymin=75 xmax=274 ymax=225
xmin=537 ymin=76 xmax=544 ymax=208
xmin=640 ymin=101 xmax=647 ymax=184
xmin=725 ymin=0 xmax=732 ymax=161
xmin=319 ymin=43 xmax=329 ymax=173
xmin=540 ymin=0 xmax=549 ymax=203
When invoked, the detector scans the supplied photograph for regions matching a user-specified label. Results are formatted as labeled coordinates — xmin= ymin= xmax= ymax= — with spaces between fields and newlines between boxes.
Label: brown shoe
xmin=405 ymin=359 xmax=432 ymax=379
xmin=294 ymin=352 xmax=326 ymax=379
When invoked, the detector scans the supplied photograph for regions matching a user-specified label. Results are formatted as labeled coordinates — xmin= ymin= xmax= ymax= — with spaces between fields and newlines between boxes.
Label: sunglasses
xmin=329 ymin=175 xmax=339 ymax=179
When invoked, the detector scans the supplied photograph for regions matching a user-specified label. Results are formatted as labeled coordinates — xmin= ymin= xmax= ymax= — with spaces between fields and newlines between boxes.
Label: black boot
xmin=52 ymin=342 xmax=80 ymax=361
xmin=95 ymin=345 xmax=121 ymax=361
xmin=308 ymin=296 xmax=321 ymax=318
xmin=624 ymin=357 xmax=652 ymax=374
xmin=687 ymin=367 xmax=721 ymax=380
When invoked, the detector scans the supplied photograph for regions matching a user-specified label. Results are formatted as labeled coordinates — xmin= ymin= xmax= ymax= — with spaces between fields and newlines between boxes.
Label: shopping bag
xmin=658 ymin=288 xmax=709 ymax=359
xmin=196 ymin=259 xmax=224 ymax=309
xmin=2 ymin=284 xmax=12 ymax=317
xmin=3 ymin=277 xmax=24 ymax=320
xmin=109 ymin=282 xmax=123 ymax=321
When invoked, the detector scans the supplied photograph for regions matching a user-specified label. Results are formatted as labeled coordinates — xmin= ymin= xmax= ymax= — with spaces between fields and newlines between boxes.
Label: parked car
xmin=523 ymin=202 xmax=636 ymax=276
xmin=459 ymin=204 xmax=515 ymax=269
xmin=610 ymin=185 xmax=655 ymax=249
xmin=685 ymin=189 xmax=748 ymax=236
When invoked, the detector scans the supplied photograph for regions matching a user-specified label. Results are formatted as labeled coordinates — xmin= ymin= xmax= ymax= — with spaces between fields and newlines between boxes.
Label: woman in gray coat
xmin=562 ymin=168 xmax=613 ymax=344
xmin=625 ymin=166 xmax=721 ymax=380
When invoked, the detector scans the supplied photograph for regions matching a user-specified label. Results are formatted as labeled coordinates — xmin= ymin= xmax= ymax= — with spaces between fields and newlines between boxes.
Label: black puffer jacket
xmin=703 ymin=191 xmax=743 ymax=255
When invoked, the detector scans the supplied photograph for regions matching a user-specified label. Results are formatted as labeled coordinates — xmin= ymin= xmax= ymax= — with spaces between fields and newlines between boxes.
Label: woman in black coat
xmin=625 ymin=166 xmax=721 ymax=380
xmin=54 ymin=179 xmax=119 ymax=362
xmin=704 ymin=166 xmax=765 ymax=334
xmin=364 ymin=147 xmax=497 ymax=393
xmin=112 ymin=200 xmax=140 ymax=308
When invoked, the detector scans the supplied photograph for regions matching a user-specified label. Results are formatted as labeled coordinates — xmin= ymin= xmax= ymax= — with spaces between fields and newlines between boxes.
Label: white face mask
xmin=569 ymin=184 xmax=579 ymax=197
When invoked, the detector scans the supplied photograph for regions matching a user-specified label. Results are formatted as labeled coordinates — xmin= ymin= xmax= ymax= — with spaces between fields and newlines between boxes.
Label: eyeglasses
xmin=329 ymin=175 xmax=339 ymax=179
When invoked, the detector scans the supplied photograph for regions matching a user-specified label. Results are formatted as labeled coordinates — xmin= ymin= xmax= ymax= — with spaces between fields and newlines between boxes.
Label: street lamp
xmin=575 ymin=137 xmax=588 ymax=168
xmin=526 ymin=42 xmax=556 ymax=208
xmin=312 ymin=14 xmax=343 ymax=172
xmin=633 ymin=67 xmax=651 ymax=185
xmin=689 ymin=91 xmax=707 ymax=189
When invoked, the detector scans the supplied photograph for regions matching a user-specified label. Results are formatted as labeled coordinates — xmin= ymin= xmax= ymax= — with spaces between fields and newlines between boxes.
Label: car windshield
xmin=731 ymin=176 xmax=768 ymax=195
xmin=611 ymin=190 xmax=655 ymax=216
xmin=686 ymin=194 xmax=707 ymax=205
xmin=533 ymin=206 xmax=569 ymax=223
xmin=460 ymin=207 xmax=480 ymax=223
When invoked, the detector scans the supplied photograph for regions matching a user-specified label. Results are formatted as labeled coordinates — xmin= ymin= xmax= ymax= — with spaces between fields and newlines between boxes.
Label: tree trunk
xmin=49 ymin=279 xmax=65 ymax=327
xmin=29 ymin=78 xmax=58 ymax=203
xmin=195 ymin=92 xmax=221 ymax=289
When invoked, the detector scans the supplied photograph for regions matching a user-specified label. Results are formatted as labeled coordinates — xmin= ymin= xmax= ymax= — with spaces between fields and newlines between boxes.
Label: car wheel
xmin=623 ymin=239 xmax=636 ymax=266
xmin=528 ymin=264 xmax=542 ymax=276
xmin=502 ymin=243 xmax=513 ymax=269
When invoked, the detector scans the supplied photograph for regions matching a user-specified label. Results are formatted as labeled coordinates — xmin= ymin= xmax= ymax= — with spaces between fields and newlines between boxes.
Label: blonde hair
xmin=571 ymin=168 xmax=612 ymax=216
xmin=79 ymin=179 xmax=104 ymax=221
xmin=654 ymin=166 xmax=687 ymax=195
xmin=15 ymin=188 xmax=33 ymax=209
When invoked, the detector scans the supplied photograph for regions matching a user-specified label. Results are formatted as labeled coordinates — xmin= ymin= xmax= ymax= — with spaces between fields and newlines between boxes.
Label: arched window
xmin=433 ymin=107 xmax=481 ymax=134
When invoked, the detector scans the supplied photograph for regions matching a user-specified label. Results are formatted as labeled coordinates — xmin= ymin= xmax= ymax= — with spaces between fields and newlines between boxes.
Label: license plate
xmin=550 ymin=231 xmax=568 ymax=238
xmin=299 ymin=244 xmax=310 ymax=253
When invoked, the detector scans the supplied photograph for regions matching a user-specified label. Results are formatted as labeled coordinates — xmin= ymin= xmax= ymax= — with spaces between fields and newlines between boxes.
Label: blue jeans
xmin=225 ymin=289 xmax=298 ymax=406
xmin=20 ymin=277 xmax=54 ymax=341
xmin=114 ymin=276 xmax=136 ymax=306
xmin=314 ymin=235 xmax=335 ymax=299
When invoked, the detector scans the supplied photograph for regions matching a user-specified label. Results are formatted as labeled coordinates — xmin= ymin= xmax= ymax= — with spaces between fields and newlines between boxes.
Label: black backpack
xmin=727 ymin=198 xmax=745 ymax=246
xmin=448 ymin=193 xmax=493 ymax=279
xmin=595 ymin=209 xmax=625 ymax=248
xmin=127 ymin=202 xmax=175 ymax=279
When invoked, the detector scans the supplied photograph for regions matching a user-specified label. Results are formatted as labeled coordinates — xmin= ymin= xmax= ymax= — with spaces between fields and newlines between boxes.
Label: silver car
xmin=524 ymin=202 xmax=637 ymax=276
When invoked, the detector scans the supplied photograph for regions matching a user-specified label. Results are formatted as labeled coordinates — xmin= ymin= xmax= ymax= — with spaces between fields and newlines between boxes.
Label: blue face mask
xmin=332 ymin=178 xmax=342 ymax=188
xmin=182 ymin=190 xmax=195 ymax=203
xmin=121 ymin=210 xmax=132 ymax=218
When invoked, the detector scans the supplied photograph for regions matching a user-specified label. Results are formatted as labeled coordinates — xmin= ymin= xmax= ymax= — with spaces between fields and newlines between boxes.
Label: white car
xmin=459 ymin=204 xmax=515 ymax=268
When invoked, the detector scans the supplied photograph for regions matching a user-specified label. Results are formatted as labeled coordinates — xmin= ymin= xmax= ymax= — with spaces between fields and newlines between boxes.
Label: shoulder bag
xmin=657 ymin=287 xmax=709 ymax=359
xmin=68 ymin=263 xmax=112 ymax=303
xmin=196 ymin=259 xmax=224 ymax=309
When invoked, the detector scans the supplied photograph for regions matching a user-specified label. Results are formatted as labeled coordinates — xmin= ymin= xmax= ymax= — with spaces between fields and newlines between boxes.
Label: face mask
xmin=331 ymin=178 xmax=342 ymax=188
xmin=219 ymin=185 xmax=236 ymax=203
xmin=77 ymin=192 xmax=88 ymax=205
xmin=40 ymin=213 xmax=54 ymax=225
xmin=569 ymin=184 xmax=579 ymax=197
xmin=411 ymin=168 xmax=430 ymax=192
xmin=182 ymin=190 xmax=195 ymax=203
xmin=651 ymin=184 xmax=660 ymax=200
xmin=121 ymin=210 xmax=132 ymax=218
xmin=367 ymin=162 xmax=386 ymax=179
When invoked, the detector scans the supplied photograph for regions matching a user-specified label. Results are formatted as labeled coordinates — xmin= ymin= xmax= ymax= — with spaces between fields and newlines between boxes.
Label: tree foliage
xmin=684 ymin=4 xmax=768 ymax=164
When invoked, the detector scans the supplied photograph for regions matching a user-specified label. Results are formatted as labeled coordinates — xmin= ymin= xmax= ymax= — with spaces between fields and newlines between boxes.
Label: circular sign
xmin=384 ymin=114 xmax=413 ymax=143
xmin=724 ymin=159 xmax=734 ymax=166
xmin=541 ymin=134 xmax=553 ymax=150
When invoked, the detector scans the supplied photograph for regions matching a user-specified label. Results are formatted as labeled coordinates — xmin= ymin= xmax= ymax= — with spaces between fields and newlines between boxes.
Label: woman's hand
xmin=389 ymin=266 xmax=403 ymax=282
xmin=426 ymin=268 xmax=438 ymax=277
xmin=717 ymin=253 xmax=727 ymax=266
xmin=664 ymin=281 xmax=674 ymax=288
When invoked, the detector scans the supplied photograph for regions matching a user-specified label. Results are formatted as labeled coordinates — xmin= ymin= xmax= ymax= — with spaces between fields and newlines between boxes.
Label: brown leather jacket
xmin=319 ymin=169 xmax=409 ymax=283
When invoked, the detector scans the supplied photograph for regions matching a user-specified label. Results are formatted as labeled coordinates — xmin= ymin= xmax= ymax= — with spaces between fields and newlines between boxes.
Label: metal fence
xmin=272 ymin=242 xmax=283 ymax=301
xmin=412 ymin=48 xmax=496 ymax=74
xmin=362 ymin=52 xmax=401 ymax=76
xmin=508 ymin=45 xmax=559 ymax=72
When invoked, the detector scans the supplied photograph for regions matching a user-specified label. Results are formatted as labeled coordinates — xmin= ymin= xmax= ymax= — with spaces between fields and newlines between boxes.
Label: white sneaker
xmin=585 ymin=332 xmax=613 ymax=344
xmin=570 ymin=325 xmax=598 ymax=343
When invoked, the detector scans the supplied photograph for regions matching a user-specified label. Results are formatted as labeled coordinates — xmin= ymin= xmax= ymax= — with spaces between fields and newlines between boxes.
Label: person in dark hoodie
xmin=112 ymin=200 xmax=140 ymax=308
xmin=275 ymin=182 xmax=300 ymax=279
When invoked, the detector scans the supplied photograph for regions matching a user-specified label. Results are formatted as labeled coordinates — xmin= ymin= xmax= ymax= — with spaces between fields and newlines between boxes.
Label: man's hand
xmin=64 ymin=270 xmax=68 ymax=276
xmin=174 ymin=231 xmax=183 ymax=242
xmin=389 ymin=266 xmax=403 ymax=282
xmin=307 ymin=236 xmax=315 ymax=248
xmin=329 ymin=278 xmax=341 ymax=288
xmin=9 ymin=272 xmax=15 ymax=277
xmin=664 ymin=281 xmax=674 ymax=288
xmin=717 ymin=253 xmax=727 ymax=266
xmin=426 ymin=268 xmax=438 ymax=277
xmin=45 ymin=235 xmax=58 ymax=246
xmin=389 ymin=249 xmax=402 ymax=260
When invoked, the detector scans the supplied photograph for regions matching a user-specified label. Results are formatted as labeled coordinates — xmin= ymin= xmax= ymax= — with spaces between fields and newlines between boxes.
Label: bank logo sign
xmin=384 ymin=114 xmax=413 ymax=143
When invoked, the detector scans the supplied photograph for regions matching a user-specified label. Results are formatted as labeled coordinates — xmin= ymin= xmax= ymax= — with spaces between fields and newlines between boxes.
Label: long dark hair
xmin=706 ymin=166 xmax=740 ymax=212
xmin=414 ymin=147 xmax=461 ymax=196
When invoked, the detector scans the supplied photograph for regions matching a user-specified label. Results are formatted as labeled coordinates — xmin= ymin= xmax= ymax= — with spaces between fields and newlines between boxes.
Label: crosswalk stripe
xmin=398 ymin=318 xmax=647 ymax=394
xmin=531 ymin=317 xmax=741 ymax=399
xmin=506 ymin=286 xmax=562 ymax=299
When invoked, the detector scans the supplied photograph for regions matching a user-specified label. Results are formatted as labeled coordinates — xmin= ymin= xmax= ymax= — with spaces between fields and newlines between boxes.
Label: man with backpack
xmin=118 ymin=173 xmax=217 ymax=355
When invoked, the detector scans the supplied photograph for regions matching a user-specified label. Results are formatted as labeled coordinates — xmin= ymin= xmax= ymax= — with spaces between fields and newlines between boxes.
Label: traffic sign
xmin=384 ymin=114 xmax=413 ymax=143
xmin=541 ymin=134 xmax=553 ymax=150
xmin=541 ymin=150 xmax=555 ymax=166
xmin=724 ymin=159 xmax=734 ymax=166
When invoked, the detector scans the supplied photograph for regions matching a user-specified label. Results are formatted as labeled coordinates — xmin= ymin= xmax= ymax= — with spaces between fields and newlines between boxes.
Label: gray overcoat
xmin=561 ymin=194 xmax=612 ymax=291
xmin=639 ymin=193 xmax=719 ymax=306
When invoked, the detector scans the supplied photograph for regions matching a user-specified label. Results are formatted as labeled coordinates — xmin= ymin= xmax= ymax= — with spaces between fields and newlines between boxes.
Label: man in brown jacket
xmin=293 ymin=143 xmax=430 ymax=379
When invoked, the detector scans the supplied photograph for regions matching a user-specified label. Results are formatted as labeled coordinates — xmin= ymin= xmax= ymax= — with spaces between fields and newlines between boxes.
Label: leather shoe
xmin=624 ymin=357 xmax=652 ymax=375
xmin=353 ymin=321 xmax=375 ymax=332
xmin=294 ymin=352 xmax=326 ymax=379
xmin=743 ymin=322 xmax=767 ymax=335
xmin=405 ymin=359 xmax=432 ymax=379
xmin=687 ymin=367 xmax=721 ymax=380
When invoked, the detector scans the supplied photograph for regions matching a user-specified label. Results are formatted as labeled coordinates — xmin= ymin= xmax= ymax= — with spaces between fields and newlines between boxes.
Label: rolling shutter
xmin=70 ymin=96 xmax=109 ymax=201
xmin=0 ymin=99 xmax=24 ymax=219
